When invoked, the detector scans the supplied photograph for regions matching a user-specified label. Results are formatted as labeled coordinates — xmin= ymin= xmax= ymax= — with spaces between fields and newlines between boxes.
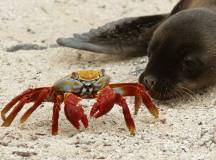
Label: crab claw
xmin=90 ymin=86 xmax=116 ymax=118
xmin=64 ymin=93 xmax=88 ymax=129
xmin=90 ymin=86 xmax=136 ymax=135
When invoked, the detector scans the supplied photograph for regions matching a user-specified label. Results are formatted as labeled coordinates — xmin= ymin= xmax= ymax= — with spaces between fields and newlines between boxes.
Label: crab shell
xmin=53 ymin=69 xmax=110 ymax=97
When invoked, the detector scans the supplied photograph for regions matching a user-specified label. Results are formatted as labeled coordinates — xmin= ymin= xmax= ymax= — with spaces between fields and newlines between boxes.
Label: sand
xmin=0 ymin=0 xmax=216 ymax=159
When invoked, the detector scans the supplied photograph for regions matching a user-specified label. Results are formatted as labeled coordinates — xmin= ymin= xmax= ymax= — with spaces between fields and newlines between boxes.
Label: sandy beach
xmin=0 ymin=0 xmax=216 ymax=159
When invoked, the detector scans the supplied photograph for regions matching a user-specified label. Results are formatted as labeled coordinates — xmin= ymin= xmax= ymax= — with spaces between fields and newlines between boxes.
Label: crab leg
xmin=2 ymin=88 xmax=50 ymax=126
xmin=64 ymin=93 xmax=88 ymax=129
xmin=52 ymin=95 xmax=63 ymax=135
xmin=1 ymin=87 xmax=52 ymax=122
xmin=2 ymin=97 xmax=29 ymax=127
xmin=135 ymin=96 xmax=142 ymax=115
xmin=115 ymin=94 xmax=136 ymax=135
xmin=109 ymin=83 xmax=159 ymax=118
xmin=19 ymin=88 xmax=51 ymax=125
xmin=90 ymin=86 xmax=136 ymax=135
xmin=1 ymin=89 xmax=34 ymax=121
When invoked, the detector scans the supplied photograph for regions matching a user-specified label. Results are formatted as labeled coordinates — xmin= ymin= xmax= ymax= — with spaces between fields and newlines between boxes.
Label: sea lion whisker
xmin=174 ymin=88 xmax=184 ymax=98
xmin=163 ymin=88 xmax=168 ymax=99
xmin=178 ymin=87 xmax=196 ymax=100
xmin=175 ymin=91 xmax=182 ymax=98
xmin=175 ymin=90 xmax=184 ymax=98
xmin=179 ymin=86 xmax=195 ymax=95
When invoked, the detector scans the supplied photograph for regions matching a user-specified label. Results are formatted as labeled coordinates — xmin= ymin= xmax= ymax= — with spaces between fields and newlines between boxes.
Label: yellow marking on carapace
xmin=77 ymin=70 xmax=101 ymax=81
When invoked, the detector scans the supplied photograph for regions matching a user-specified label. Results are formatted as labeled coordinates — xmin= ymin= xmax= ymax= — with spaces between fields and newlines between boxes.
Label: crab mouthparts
xmin=80 ymin=85 xmax=94 ymax=96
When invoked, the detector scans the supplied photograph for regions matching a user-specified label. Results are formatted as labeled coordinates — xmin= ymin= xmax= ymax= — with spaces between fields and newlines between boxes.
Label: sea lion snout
xmin=140 ymin=74 xmax=156 ymax=90
xmin=139 ymin=71 xmax=176 ymax=99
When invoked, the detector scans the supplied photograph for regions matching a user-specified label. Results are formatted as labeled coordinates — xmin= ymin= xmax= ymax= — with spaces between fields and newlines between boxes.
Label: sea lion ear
xmin=56 ymin=14 xmax=167 ymax=57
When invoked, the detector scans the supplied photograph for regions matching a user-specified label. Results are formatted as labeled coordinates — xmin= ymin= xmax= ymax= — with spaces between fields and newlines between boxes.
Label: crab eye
xmin=71 ymin=72 xmax=79 ymax=79
xmin=100 ymin=69 xmax=105 ymax=76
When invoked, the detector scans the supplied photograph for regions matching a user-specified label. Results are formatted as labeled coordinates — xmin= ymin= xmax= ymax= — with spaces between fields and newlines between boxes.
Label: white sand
xmin=0 ymin=0 xmax=216 ymax=159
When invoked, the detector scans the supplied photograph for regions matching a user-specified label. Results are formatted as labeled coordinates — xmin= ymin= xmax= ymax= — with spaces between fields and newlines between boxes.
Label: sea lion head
xmin=139 ymin=8 xmax=216 ymax=99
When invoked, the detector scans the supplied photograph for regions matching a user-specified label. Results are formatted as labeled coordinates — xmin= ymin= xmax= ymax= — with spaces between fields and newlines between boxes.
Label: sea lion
xmin=56 ymin=0 xmax=216 ymax=99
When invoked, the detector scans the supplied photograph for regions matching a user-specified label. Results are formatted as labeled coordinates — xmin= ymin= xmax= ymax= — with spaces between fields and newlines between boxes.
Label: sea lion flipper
xmin=57 ymin=14 xmax=167 ymax=56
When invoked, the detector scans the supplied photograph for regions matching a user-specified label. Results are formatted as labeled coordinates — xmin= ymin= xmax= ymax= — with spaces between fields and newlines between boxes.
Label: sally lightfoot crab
xmin=1 ymin=69 xmax=159 ymax=135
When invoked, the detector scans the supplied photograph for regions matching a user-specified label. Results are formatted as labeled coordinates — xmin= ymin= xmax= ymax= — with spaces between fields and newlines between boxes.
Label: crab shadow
xmin=17 ymin=106 xmax=132 ymax=137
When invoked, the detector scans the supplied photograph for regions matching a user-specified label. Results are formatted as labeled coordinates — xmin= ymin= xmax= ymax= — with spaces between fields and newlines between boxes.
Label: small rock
xmin=198 ymin=122 xmax=203 ymax=125
xmin=98 ymin=5 xmax=106 ymax=9
xmin=17 ymin=143 xmax=28 ymax=148
xmin=12 ymin=151 xmax=37 ymax=157
xmin=97 ymin=156 xmax=105 ymax=159
xmin=103 ymin=143 xmax=112 ymax=146
xmin=0 ymin=141 xmax=9 ymax=146
xmin=160 ymin=118 xmax=166 ymax=124
xmin=26 ymin=28 xmax=35 ymax=34
xmin=30 ymin=136 xmax=38 ymax=141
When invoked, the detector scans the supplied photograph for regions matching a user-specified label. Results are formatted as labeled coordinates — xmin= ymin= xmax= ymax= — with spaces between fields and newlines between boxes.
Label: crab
xmin=1 ymin=69 xmax=159 ymax=135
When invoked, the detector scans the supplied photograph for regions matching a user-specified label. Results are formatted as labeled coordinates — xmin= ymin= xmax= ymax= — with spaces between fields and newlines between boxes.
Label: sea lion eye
xmin=181 ymin=56 xmax=203 ymax=76
xmin=182 ymin=56 xmax=194 ymax=69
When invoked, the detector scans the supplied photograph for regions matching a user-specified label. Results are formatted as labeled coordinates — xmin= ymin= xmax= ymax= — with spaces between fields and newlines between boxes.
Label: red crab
xmin=1 ymin=69 xmax=159 ymax=135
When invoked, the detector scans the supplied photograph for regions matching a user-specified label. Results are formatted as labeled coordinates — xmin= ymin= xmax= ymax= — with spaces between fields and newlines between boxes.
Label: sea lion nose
xmin=143 ymin=75 xmax=156 ymax=90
